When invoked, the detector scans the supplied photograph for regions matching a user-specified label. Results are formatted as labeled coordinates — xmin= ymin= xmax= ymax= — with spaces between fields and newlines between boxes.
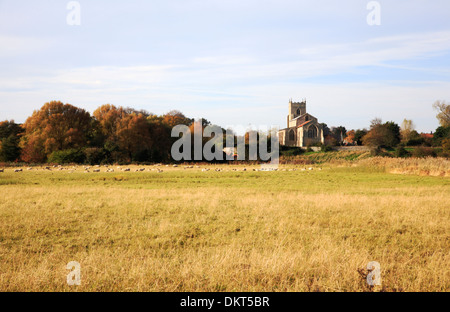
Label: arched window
xmin=296 ymin=108 xmax=301 ymax=116
xmin=307 ymin=126 xmax=318 ymax=138
xmin=289 ymin=129 xmax=295 ymax=141
xmin=305 ymin=115 xmax=309 ymax=121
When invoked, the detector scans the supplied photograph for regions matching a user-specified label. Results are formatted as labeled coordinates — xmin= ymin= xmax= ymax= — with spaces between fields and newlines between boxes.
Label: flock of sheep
xmin=0 ymin=164 xmax=322 ymax=173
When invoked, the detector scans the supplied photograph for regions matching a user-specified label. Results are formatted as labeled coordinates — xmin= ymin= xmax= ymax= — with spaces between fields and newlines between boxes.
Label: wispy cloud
xmin=0 ymin=1 xmax=449 ymax=133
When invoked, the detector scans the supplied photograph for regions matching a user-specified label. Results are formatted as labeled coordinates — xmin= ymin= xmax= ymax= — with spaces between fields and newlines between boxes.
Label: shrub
xmin=84 ymin=147 xmax=107 ymax=165
xmin=406 ymin=137 xmax=425 ymax=146
xmin=412 ymin=146 xmax=436 ymax=158
xmin=280 ymin=146 xmax=304 ymax=157
xmin=321 ymin=144 xmax=333 ymax=152
xmin=395 ymin=146 xmax=410 ymax=158
xmin=48 ymin=149 xmax=85 ymax=164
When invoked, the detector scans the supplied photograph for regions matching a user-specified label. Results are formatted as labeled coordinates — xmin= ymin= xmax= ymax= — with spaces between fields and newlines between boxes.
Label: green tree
xmin=433 ymin=126 xmax=450 ymax=146
xmin=384 ymin=121 xmax=401 ymax=147
xmin=354 ymin=129 xmax=368 ymax=146
xmin=331 ymin=126 xmax=347 ymax=144
xmin=0 ymin=120 xmax=23 ymax=162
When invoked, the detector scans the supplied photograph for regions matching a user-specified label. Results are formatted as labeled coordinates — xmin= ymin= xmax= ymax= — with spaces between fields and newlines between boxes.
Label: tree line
xmin=1 ymin=100 xmax=449 ymax=164
xmin=0 ymin=101 xmax=196 ymax=164
xmin=317 ymin=100 xmax=450 ymax=157
xmin=0 ymin=101 xmax=270 ymax=164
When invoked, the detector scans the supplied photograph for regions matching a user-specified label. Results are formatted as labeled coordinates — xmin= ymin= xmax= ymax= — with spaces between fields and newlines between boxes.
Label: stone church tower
xmin=279 ymin=99 xmax=324 ymax=147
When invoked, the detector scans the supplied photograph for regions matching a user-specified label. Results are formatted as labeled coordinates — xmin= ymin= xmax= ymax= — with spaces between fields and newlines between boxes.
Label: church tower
xmin=287 ymin=99 xmax=306 ymax=126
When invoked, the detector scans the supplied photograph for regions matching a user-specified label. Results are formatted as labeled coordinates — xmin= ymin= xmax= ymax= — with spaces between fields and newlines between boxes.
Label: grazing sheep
xmin=93 ymin=169 xmax=100 ymax=173
xmin=123 ymin=168 xmax=131 ymax=172
xmin=27 ymin=167 xmax=33 ymax=170
xmin=139 ymin=168 xmax=145 ymax=172
xmin=14 ymin=169 xmax=23 ymax=172
xmin=0 ymin=169 xmax=4 ymax=173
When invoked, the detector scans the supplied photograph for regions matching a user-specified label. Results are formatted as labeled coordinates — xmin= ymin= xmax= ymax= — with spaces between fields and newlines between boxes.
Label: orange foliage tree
xmin=20 ymin=101 xmax=91 ymax=162
xmin=163 ymin=110 xmax=193 ymax=128
xmin=93 ymin=104 xmax=153 ymax=161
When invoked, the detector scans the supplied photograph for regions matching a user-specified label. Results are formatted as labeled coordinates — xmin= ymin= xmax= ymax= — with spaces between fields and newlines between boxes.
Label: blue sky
xmin=1 ymin=0 xmax=450 ymax=133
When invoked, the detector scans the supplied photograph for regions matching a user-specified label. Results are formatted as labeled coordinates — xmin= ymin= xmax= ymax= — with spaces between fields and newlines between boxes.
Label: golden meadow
xmin=0 ymin=156 xmax=449 ymax=291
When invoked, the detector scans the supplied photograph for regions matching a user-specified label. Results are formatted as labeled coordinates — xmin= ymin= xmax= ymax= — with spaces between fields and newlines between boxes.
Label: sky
xmin=0 ymin=0 xmax=449 ymax=133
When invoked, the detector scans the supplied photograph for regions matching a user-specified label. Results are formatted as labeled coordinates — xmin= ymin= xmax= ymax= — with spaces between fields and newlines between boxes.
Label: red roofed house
xmin=420 ymin=133 xmax=433 ymax=139
xmin=278 ymin=99 xmax=325 ymax=147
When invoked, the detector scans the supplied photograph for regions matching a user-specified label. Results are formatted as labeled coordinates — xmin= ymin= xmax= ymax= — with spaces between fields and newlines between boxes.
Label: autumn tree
xmin=343 ymin=130 xmax=355 ymax=145
xmin=163 ymin=110 xmax=193 ymax=128
xmin=92 ymin=104 xmax=123 ymax=146
xmin=116 ymin=112 xmax=152 ymax=161
xmin=145 ymin=114 xmax=171 ymax=161
xmin=20 ymin=101 xmax=91 ymax=162
xmin=433 ymin=101 xmax=450 ymax=127
xmin=362 ymin=118 xmax=400 ymax=148
xmin=400 ymin=119 xmax=415 ymax=142
xmin=93 ymin=104 xmax=154 ymax=162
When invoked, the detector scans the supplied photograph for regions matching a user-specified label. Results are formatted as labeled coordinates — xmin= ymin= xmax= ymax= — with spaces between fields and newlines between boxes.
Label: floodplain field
xmin=0 ymin=159 xmax=449 ymax=291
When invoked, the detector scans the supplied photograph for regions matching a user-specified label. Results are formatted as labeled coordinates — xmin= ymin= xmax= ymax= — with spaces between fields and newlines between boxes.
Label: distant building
xmin=278 ymin=99 xmax=324 ymax=147
xmin=420 ymin=133 xmax=433 ymax=139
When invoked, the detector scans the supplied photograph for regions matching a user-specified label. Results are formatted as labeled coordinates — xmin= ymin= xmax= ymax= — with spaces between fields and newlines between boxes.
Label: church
xmin=278 ymin=99 xmax=325 ymax=147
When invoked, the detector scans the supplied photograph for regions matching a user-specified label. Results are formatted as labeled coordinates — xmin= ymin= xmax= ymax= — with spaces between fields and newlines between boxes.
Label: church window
xmin=289 ymin=129 xmax=295 ymax=141
xmin=307 ymin=126 xmax=317 ymax=138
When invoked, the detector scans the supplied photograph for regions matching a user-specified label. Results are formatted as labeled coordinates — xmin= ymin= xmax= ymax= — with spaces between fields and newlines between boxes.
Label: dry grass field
xmin=0 ymin=159 xmax=449 ymax=291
